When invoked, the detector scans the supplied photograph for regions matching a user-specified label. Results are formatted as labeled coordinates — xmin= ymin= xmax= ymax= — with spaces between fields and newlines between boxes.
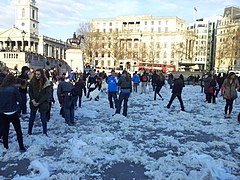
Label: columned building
xmin=89 ymin=16 xmax=194 ymax=72
xmin=215 ymin=6 xmax=240 ymax=73
xmin=0 ymin=0 xmax=68 ymax=72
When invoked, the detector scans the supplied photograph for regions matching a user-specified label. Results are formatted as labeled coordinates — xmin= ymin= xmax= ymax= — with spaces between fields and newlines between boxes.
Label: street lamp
xmin=21 ymin=30 xmax=26 ymax=51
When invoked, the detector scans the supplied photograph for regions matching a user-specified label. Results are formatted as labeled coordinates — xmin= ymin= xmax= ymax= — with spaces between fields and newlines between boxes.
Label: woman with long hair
xmin=0 ymin=74 xmax=26 ymax=151
xmin=28 ymin=69 xmax=51 ymax=135
xmin=222 ymin=72 xmax=240 ymax=118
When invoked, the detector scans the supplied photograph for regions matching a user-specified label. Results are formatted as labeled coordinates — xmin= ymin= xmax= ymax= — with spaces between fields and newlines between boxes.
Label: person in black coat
xmin=74 ymin=76 xmax=86 ymax=107
xmin=167 ymin=74 xmax=185 ymax=111
xmin=0 ymin=74 xmax=26 ymax=152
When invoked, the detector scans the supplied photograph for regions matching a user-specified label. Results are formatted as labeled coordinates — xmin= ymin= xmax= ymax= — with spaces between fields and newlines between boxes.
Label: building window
xmin=108 ymin=60 xmax=111 ymax=66
xmin=97 ymin=29 xmax=99 ymax=33
xmin=32 ymin=9 xmax=35 ymax=19
xmin=158 ymin=27 xmax=161 ymax=32
xmin=165 ymin=27 xmax=168 ymax=32
xmin=145 ymin=21 xmax=147 ymax=25
xmin=103 ymin=29 xmax=106 ymax=33
xmin=166 ymin=20 xmax=168 ymax=25
xmin=164 ymin=43 xmax=167 ymax=48
xmin=164 ymin=51 xmax=167 ymax=58
xmin=33 ymin=24 xmax=35 ymax=28
xmin=102 ymin=53 xmax=104 ymax=58
xmin=101 ymin=60 xmax=104 ymax=66
xmin=151 ymin=28 xmax=154 ymax=33
xmin=22 ymin=8 xmax=25 ymax=17
xmin=103 ymin=22 xmax=106 ymax=26
xmin=158 ymin=21 xmax=161 ymax=25
xmin=115 ymin=28 xmax=118 ymax=32
xmin=109 ymin=28 xmax=112 ymax=33
xmin=108 ymin=52 xmax=111 ymax=57
xmin=151 ymin=21 xmax=154 ymax=25
xmin=109 ymin=22 xmax=112 ymax=26
xmin=95 ymin=52 xmax=98 ymax=57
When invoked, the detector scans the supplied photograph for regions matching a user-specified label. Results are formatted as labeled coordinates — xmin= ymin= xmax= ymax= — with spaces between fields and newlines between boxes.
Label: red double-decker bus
xmin=138 ymin=62 xmax=176 ymax=73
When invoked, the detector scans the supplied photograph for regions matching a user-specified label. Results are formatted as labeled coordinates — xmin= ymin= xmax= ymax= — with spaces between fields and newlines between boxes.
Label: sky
xmin=0 ymin=82 xmax=240 ymax=179
xmin=0 ymin=0 xmax=239 ymax=41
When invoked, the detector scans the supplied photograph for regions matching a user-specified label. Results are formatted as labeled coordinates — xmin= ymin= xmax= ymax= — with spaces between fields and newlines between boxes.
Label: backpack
xmin=142 ymin=75 xmax=147 ymax=82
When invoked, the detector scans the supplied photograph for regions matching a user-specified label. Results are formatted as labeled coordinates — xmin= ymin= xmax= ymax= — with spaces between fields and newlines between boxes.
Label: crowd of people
xmin=0 ymin=65 xmax=239 ymax=152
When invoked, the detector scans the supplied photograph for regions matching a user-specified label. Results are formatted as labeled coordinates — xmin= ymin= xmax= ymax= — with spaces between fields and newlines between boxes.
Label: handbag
xmin=231 ymin=91 xmax=238 ymax=99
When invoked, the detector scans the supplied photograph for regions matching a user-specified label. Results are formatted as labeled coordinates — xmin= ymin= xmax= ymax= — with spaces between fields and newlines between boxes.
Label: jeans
xmin=64 ymin=94 xmax=75 ymax=125
xmin=74 ymin=95 xmax=82 ymax=107
xmin=19 ymin=92 xmax=27 ymax=114
xmin=0 ymin=112 xmax=24 ymax=149
xmin=28 ymin=111 xmax=47 ymax=134
xmin=154 ymin=86 xmax=163 ymax=100
xmin=108 ymin=91 xmax=117 ymax=109
xmin=116 ymin=93 xmax=130 ymax=116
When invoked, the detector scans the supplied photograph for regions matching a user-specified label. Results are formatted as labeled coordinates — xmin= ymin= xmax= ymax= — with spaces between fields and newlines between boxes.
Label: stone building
xmin=0 ymin=0 xmax=69 ymax=74
xmin=89 ymin=15 xmax=195 ymax=72
xmin=215 ymin=6 xmax=240 ymax=73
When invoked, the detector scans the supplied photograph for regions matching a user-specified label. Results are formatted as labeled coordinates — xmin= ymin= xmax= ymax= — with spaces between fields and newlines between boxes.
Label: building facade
xmin=215 ymin=6 xmax=240 ymax=73
xmin=0 ymin=0 xmax=72 ymax=73
xmin=89 ymin=16 xmax=194 ymax=72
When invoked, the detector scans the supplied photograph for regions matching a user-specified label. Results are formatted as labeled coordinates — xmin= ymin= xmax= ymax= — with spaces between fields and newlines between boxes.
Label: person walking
xmin=107 ymin=70 xmax=118 ymax=109
xmin=28 ymin=69 xmax=51 ymax=135
xmin=0 ymin=74 xmax=26 ymax=152
xmin=154 ymin=72 xmax=165 ymax=101
xmin=221 ymin=72 xmax=240 ymax=118
xmin=151 ymin=70 xmax=158 ymax=92
xmin=0 ymin=66 xmax=10 ymax=143
xmin=115 ymin=70 xmax=132 ymax=117
xmin=167 ymin=74 xmax=185 ymax=111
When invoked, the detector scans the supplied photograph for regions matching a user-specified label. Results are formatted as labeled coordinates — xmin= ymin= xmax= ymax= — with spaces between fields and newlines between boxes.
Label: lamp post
xmin=21 ymin=30 xmax=26 ymax=52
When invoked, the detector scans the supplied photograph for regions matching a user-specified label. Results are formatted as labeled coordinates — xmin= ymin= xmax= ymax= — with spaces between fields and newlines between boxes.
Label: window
xmin=151 ymin=21 xmax=154 ymax=25
xmin=164 ymin=51 xmax=167 ymax=58
xmin=164 ymin=43 xmax=167 ymax=48
xmin=33 ymin=24 xmax=35 ymax=28
xmin=103 ymin=29 xmax=106 ymax=33
xmin=108 ymin=52 xmax=111 ymax=57
xmin=108 ymin=60 xmax=111 ymax=66
xmin=158 ymin=21 xmax=161 ymax=25
xmin=166 ymin=20 xmax=168 ymax=25
xmin=128 ymin=42 xmax=132 ymax=48
xmin=145 ymin=21 xmax=147 ymax=25
xmin=151 ymin=28 xmax=154 ymax=33
xmin=32 ymin=9 xmax=35 ymax=19
xmin=102 ymin=53 xmax=104 ymax=58
xmin=109 ymin=22 xmax=112 ymax=26
xmin=101 ymin=60 xmax=104 ymax=66
xmin=22 ymin=8 xmax=25 ymax=17
xmin=165 ymin=27 xmax=168 ymax=32
xmin=109 ymin=28 xmax=112 ymax=33
xmin=158 ymin=27 xmax=161 ymax=32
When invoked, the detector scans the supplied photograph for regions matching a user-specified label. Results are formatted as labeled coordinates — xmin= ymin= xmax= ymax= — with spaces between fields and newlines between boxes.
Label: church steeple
xmin=15 ymin=0 xmax=39 ymax=36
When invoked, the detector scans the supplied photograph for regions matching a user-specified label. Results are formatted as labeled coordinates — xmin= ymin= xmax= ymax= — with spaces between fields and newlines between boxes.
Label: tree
xmin=216 ymin=23 xmax=240 ymax=73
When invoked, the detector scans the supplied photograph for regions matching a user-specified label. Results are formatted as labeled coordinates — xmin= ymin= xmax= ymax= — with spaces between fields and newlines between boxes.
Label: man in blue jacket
xmin=107 ymin=70 xmax=118 ymax=109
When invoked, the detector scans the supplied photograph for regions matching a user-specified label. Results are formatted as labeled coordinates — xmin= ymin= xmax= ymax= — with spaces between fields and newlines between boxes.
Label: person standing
xmin=221 ymin=72 xmax=240 ymax=118
xmin=0 ymin=74 xmax=26 ymax=152
xmin=18 ymin=66 xmax=30 ymax=119
xmin=115 ymin=70 xmax=132 ymax=117
xmin=57 ymin=77 xmax=75 ymax=125
xmin=74 ymin=76 xmax=86 ymax=108
xmin=28 ymin=69 xmax=51 ymax=135
xmin=140 ymin=71 xmax=148 ymax=94
xmin=107 ymin=70 xmax=118 ymax=109
xmin=132 ymin=71 xmax=140 ymax=93
xmin=167 ymin=74 xmax=185 ymax=111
